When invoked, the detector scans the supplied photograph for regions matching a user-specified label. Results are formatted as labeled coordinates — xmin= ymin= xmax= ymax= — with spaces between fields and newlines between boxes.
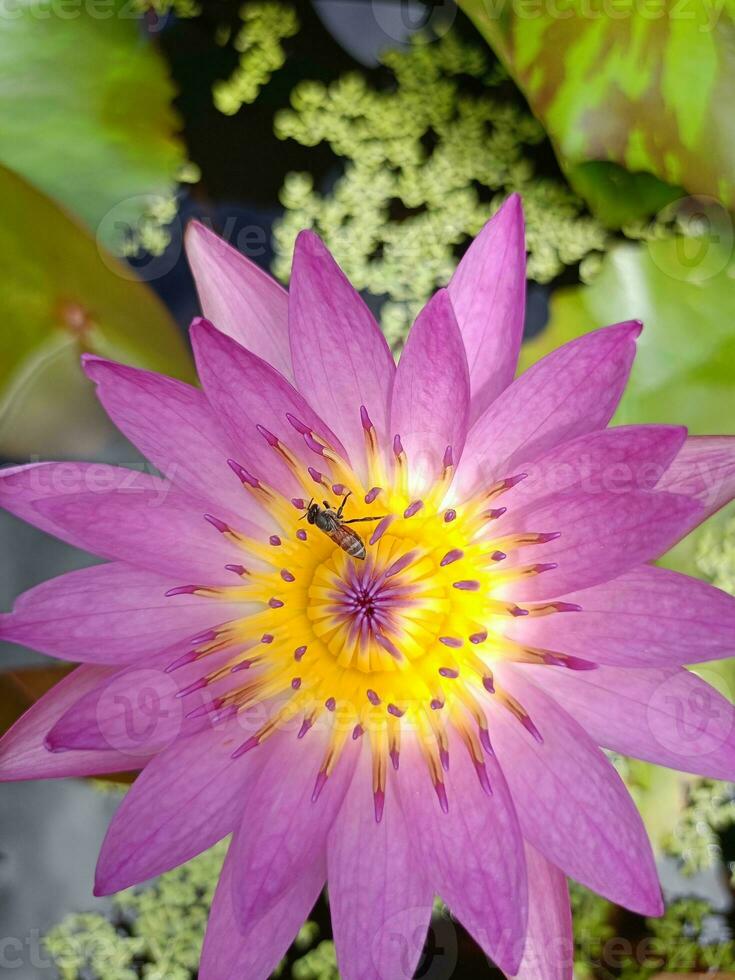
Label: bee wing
xmin=329 ymin=523 xmax=357 ymax=547
xmin=329 ymin=523 xmax=366 ymax=559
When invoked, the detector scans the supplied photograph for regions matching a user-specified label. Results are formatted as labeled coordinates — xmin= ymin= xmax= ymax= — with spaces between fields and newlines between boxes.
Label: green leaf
xmin=567 ymin=161 xmax=682 ymax=229
xmin=0 ymin=0 xmax=186 ymax=250
xmin=0 ymin=164 xmax=193 ymax=457
xmin=458 ymin=0 xmax=735 ymax=221
xmin=520 ymin=234 xmax=735 ymax=577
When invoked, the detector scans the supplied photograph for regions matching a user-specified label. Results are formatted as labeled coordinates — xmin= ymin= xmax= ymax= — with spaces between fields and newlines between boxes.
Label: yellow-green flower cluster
xmin=44 ymin=914 xmax=145 ymax=980
xmin=665 ymin=778 xmax=735 ymax=880
xmin=571 ymin=886 xmax=735 ymax=980
xmin=213 ymin=2 xmax=300 ymax=116
xmin=44 ymin=840 xmax=227 ymax=980
xmin=272 ymin=32 xmax=608 ymax=347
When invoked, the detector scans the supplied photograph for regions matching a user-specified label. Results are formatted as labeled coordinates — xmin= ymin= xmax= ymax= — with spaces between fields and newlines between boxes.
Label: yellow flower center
xmin=169 ymin=409 xmax=583 ymax=816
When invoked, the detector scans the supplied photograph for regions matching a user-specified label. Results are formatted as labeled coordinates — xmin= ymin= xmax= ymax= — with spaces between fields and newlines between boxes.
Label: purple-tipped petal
xmin=397 ymin=731 xmax=528 ymax=975
xmin=0 ymin=462 xmax=153 ymax=542
xmin=327 ymin=748 xmax=434 ymax=980
xmin=526 ymin=663 xmax=735 ymax=780
xmin=498 ymin=489 xmax=701 ymax=601
xmin=489 ymin=665 xmax=662 ymax=916
xmin=448 ymin=194 xmax=526 ymax=424
xmin=505 ymin=565 xmax=735 ymax=667
xmin=82 ymin=357 xmax=266 ymax=526
xmin=0 ymin=666 xmax=149 ymax=781
xmin=493 ymin=424 xmax=688 ymax=511
xmin=94 ymin=720 xmax=267 ymax=895
xmin=0 ymin=563 xmax=242 ymax=664
xmin=191 ymin=317 xmax=346 ymax=491
xmin=391 ymin=289 xmax=470 ymax=488
xmin=0 ymin=462 xmax=262 ymax=583
xmin=457 ymin=322 xmax=642 ymax=495
xmin=229 ymin=729 xmax=357 ymax=926
xmin=185 ymin=220 xmax=292 ymax=379
xmin=24 ymin=477 xmax=256 ymax=584
xmin=199 ymin=843 xmax=325 ymax=979
xmin=515 ymin=844 xmax=573 ymax=980
xmin=657 ymin=435 xmax=735 ymax=541
xmin=288 ymin=230 xmax=395 ymax=477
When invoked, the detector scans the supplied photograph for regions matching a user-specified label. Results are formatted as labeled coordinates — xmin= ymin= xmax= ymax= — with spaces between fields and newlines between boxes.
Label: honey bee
xmin=302 ymin=491 xmax=385 ymax=560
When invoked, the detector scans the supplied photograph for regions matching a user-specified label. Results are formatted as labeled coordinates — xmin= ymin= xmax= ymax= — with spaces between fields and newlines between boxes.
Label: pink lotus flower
xmin=2 ymin=195 xmax=735 ymax=980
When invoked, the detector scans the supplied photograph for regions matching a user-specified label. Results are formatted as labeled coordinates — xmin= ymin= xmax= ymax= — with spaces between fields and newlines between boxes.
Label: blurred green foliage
xmin=619 ymin=756 xmax=693 ymax=857
xmin=0 ymin=165 xmax=193 ymax=457
xmin=0 ymin=0 xmax=187 ymax=255
xmin=272 ymin=32 xmax=608 ymax=346
xmin=699 ymin=515 xmax=735 ymax=596
xmin=519 ymin=233 xmax=735 ymax=435
xmin=458 ymin=0 xmax=735 ymax=224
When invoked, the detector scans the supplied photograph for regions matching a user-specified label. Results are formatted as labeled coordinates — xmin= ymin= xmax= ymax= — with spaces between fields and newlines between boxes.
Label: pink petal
xmin=448 ymin=194 xmax=526 ymax=424
xmin=657 ymin=435 xmax=735 ymax=540
xmin=397 ymin=731 xmax=528 ymax=975
xmin=45 ymin=671 xmax=189 ymax=755
xmin=390 ymin=289 xmax=470 ymax=489
xmin=82 ymin=356 xmax=266 ymax=527
xmin=0 ymin=665 xmax=148 ymax=781
xmin=43 ymin=640 xmax=243 ymax=754
xmin=95 ymin=719 xmax=264 ymax=894
xmin=493 ymin=424 xmax=687 ymax=510
xmin=525 ymin=663 xmax=735 ymax=780
xmin=0 ymin=562 xmax=243 ymax=664
xmin=0 ymin=462 xmax=156 ymax=542
xmin=185 ymin=220 xmax=292 ymax=380
xmin=191 ymin=317 xmax=346 ymax=493
xmin=490 ymin=666 xmax=662 ymax=916
xmin=327 ymin=746 xmax=434 ymax=980
xmin=514 ymin=844 xmax=573 ymax=980
xmin=497 ymin=488 xmax=701 ymax=601
xmin=29 ymin=476 xmax=256 ymax=584
xmin=456 ymin=321 xmax=641 ymax=496
xmin=288 ymin=231 xmax=395 ymax=477
xmin=505 ymin=565 xmax=735 ymax=667
xmin=230 ymin=728 xmax=357 ymax=926
xmin=200 ymin=843 xmax=325 ymax=979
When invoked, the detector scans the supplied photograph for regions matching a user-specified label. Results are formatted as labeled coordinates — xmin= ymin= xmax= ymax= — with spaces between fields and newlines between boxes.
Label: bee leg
xmin=336 ymin=491 xmax=352 ymax=519
xmin=341 ymin=515 xmax=387 ymax=524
